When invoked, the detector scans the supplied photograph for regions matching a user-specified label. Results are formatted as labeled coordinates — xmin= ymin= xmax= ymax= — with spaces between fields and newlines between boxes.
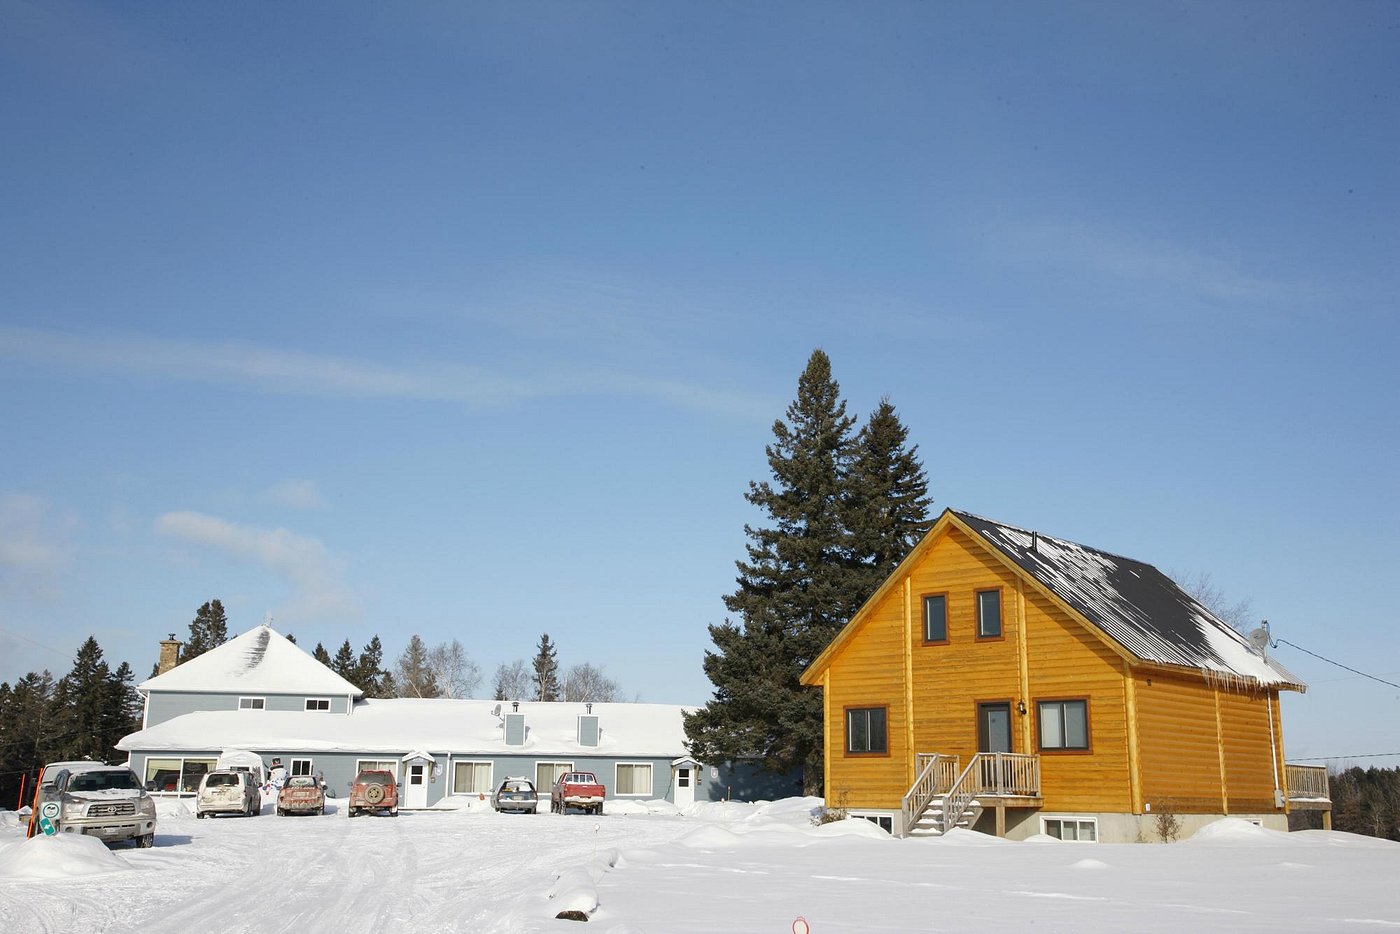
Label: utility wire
xmin=1289 ymin=753 xmax=1400 ymax=761
xmin=1274 ymin=638 xmax=1400 ymax=691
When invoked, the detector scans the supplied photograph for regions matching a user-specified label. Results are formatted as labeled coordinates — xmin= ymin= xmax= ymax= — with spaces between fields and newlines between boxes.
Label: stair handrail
xmin=900 ymin=753 xmax=957 ymax=834
xmin=941 ymin=754 xmax=983 ymax=834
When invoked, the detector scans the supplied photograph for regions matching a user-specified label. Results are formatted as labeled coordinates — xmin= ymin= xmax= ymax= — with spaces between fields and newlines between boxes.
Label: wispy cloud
xmin=985 ymin=216 xmax=1310 ymax=313
xmin=153 ymin=511 xmax=358 ymax=622
xmin=0 ymin=326 xmax=771 ymax=418
xmin=0 ymin=494 xmax=76 ymax=600
xmin=261 ymin=480 xmax=327 ymax=511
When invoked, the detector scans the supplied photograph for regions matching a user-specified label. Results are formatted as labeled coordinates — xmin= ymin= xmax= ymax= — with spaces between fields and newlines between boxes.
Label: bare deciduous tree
xmin=1170 ymin=569 xmax=1255 ymax=633
xmin=561 ymin=662 xmax=622 ymax=703
xmin=427 ymin=639 xmax=481 ymax=699
xmin=492 ymin=659 xmax=531 ymax=701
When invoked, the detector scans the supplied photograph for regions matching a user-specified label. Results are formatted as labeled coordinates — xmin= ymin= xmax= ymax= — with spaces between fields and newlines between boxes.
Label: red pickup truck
xmin=551 ymin=771 xmax=605 ymax=815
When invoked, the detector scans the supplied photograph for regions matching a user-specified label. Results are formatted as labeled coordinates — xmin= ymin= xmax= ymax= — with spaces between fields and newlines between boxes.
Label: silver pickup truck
xmin=37 ymin=762 xmax=157 ymax=847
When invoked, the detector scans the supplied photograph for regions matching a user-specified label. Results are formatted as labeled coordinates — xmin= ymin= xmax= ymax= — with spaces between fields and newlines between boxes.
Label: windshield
xmin=69 ymin=770 xmax=140 ymax=793
xmin=287 ymin=776 xmax=317 ymax=788
xmin=206 ymin=773 xmax=240 ymax=787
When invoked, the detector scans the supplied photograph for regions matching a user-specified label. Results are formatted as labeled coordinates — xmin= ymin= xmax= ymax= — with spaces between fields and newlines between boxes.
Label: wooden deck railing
xmin=1286 ymin=763 xmax=1331 ymax=802
xmin=976 ymin=752 xmax=1041 ymax=798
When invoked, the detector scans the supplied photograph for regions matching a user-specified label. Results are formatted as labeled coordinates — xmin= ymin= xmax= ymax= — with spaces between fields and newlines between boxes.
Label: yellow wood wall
xmin=1134 ymin=672 xmax=1282 ymax=814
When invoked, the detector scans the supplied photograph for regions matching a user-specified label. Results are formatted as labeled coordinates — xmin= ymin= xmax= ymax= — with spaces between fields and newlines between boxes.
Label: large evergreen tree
xmin=845 ymin=397 xmax=932 ymax=603
xmin=312 ymin=642 xmax=332 ymax=666
xmin=182 ymin=599 xmax=229 ymax=662
xmin=51 ymin=637 xmax=113 ymax=762
xmin=685 ymin=350 xmax=930 ymax=794
xmin=393 ymin=634 xmax=443 ymax=698
xmin=355 ymin=635 xmax=394 ymax=698
xmin=532 ymin=634 xmax=560 ymax=702
xmin=331 ymin=640 xmax=358 ymax=682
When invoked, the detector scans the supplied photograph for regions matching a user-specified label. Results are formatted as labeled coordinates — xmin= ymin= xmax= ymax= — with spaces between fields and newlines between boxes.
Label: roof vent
xmin=1030 ymin=531 xmax=1039 ymax=553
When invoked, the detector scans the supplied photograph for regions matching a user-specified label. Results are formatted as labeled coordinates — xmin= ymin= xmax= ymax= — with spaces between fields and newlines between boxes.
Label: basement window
xmin=238 ymin=696 xmax=266 ymax=710
xmin=1043 ymin=817 xmax=1098 ymax=842
xmin=845 ymin=706 xmax=888 ymax=755
xmin=849 ymin=812 xmax=894 ymax=834
xmin=305 ymin=697 xmax=331 ymax=711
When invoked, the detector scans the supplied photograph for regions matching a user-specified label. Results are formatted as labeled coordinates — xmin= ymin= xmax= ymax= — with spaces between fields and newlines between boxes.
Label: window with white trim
xmin=452 ymin=760 xmax=493 ymax=795
xmin=143 ymin=756 xmax=217 ymax=794
xmin=850 ymin=812 xmax=894 ymax=834
xmin=1043 ymin=817 xmax=1097 ymax=842
xmin=536 ymin=761 xmax=572 ymax=792
xmin=238 ymin=696 xmax=266 ymax=710
xmin=290 ymin=758 xmax=314 ymax=778
xmin=305 ymin=698 xmax=331 ymax=711
xmin=615 ymin=762 xmax=653 ymax=796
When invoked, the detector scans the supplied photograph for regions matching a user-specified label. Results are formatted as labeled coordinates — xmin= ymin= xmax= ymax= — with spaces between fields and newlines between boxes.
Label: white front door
xmin=405 ymin=762 xmax=429 ymax=809
xmin=673 ymin=765 xmax=695 ymax=807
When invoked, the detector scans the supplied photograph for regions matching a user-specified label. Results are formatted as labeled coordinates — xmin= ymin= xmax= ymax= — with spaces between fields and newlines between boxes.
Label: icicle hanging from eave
xmin=1201 ymin=668 xmax=1267 ymax=696
xmin=1199 ymin=668 xmax=1306 ymax=696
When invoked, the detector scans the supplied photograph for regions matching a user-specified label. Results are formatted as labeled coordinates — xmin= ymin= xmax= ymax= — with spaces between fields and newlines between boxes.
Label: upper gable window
xmin=238 ymin=696 xmax=266 ymax=711
xmin=976 ymin=589 xmax=1002 ymax=639
xmin=922 ymin=594 xmax=948 ymax=644
xmin=305 ymin=698 xmax=331 ymax=712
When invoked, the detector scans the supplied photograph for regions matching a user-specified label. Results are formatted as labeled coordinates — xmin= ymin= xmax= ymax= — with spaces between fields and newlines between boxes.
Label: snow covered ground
xmin=2 ymin=795 xmax=1397 ymax=933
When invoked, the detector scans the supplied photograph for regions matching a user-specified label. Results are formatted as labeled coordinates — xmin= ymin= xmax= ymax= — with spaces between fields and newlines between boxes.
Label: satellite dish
xmin=491 ymin=704 xmax=502 ymax=718
xmin=1247 ymin=627 xmax=1271 ymax=655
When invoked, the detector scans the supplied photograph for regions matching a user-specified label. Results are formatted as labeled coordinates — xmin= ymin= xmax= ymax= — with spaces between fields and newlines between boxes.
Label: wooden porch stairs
xmin=900 ymin=752 xmax=1041 ymax=838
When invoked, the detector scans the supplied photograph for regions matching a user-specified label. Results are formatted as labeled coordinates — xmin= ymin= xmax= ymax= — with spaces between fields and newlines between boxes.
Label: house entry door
xmin=977 ymin=702 xmax=1013 ymax=793
xmin=404 ymin=761 xmax=430 ymax=809
xmin=978 ymin=703 xmax=1012 ymax=753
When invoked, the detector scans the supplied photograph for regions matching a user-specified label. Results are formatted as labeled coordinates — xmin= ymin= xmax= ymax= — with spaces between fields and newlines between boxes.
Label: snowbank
xmin=0 ymin=832 xmax=133 ymax=881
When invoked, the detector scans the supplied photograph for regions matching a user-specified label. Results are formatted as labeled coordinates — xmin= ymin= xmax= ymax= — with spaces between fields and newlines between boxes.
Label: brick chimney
xmin=157 ymin=633 xmax=183 ymax=674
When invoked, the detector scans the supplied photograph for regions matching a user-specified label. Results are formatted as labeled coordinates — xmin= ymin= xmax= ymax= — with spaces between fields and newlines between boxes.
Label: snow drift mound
xmin=0 ymin=833 xmax=133 ymax=880
xmin=1185 ymin=818 xmax=1292 ymax=845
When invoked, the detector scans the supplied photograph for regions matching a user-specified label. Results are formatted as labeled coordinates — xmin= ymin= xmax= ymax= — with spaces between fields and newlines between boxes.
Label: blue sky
xmin=2 ymin=2 xmax=1396 ymax=764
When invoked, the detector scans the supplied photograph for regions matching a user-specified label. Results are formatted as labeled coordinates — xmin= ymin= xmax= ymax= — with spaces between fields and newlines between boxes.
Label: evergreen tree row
xmin=0 ymin=637 xmax=142 ymax=809
xmin=684 ymin=349 xmax=931 ymax=794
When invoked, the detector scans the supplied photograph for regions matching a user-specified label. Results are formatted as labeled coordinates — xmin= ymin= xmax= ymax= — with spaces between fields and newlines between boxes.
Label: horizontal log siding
xmin=824 ymin=574 xmax=909 ymax=809
xmin=1135 ymin=672 xmax=1231 ymax=812
xmin=1218 ymin=689 xmax=1280 ymax=813
xmin=1022 ymin=589 xmax=1133 ymax=813
xmin=909 ymin=530 xmax=1021 ymax=763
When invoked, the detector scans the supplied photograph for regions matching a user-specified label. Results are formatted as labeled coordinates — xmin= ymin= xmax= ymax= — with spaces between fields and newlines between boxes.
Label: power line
xmin=1274 ymin=638 xmax=1400 ymax=691
xmin=1289 ymin=753 xmax=1400 ymax=761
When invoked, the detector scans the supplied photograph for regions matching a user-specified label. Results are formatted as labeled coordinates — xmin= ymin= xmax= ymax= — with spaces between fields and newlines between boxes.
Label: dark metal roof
xmin=952 ymin=510 xmax=1303 ymax=690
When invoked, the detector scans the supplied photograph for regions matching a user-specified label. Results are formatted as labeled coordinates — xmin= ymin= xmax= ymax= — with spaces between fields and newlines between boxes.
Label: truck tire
xmin=138 ymin=833 xmax=154 ymax=848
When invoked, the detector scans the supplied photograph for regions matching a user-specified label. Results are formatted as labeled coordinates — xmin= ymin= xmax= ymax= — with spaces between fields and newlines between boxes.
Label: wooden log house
xmin=800 ymin=509 xmax=1331 ymax=841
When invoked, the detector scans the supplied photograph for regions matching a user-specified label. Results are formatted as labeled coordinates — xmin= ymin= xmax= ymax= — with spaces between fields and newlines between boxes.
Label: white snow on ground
xmin=1 ymin=799 xmax=1396 ymax=933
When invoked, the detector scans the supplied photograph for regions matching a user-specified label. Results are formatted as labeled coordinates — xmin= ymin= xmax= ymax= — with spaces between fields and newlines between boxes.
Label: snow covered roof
xmin=951 ymin=510 xmax=1304 ymax=691
xmin=137 ymin=624 xmax=363 ymax=697
xmin=117 ymin=698 xmax=693 ymax=757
